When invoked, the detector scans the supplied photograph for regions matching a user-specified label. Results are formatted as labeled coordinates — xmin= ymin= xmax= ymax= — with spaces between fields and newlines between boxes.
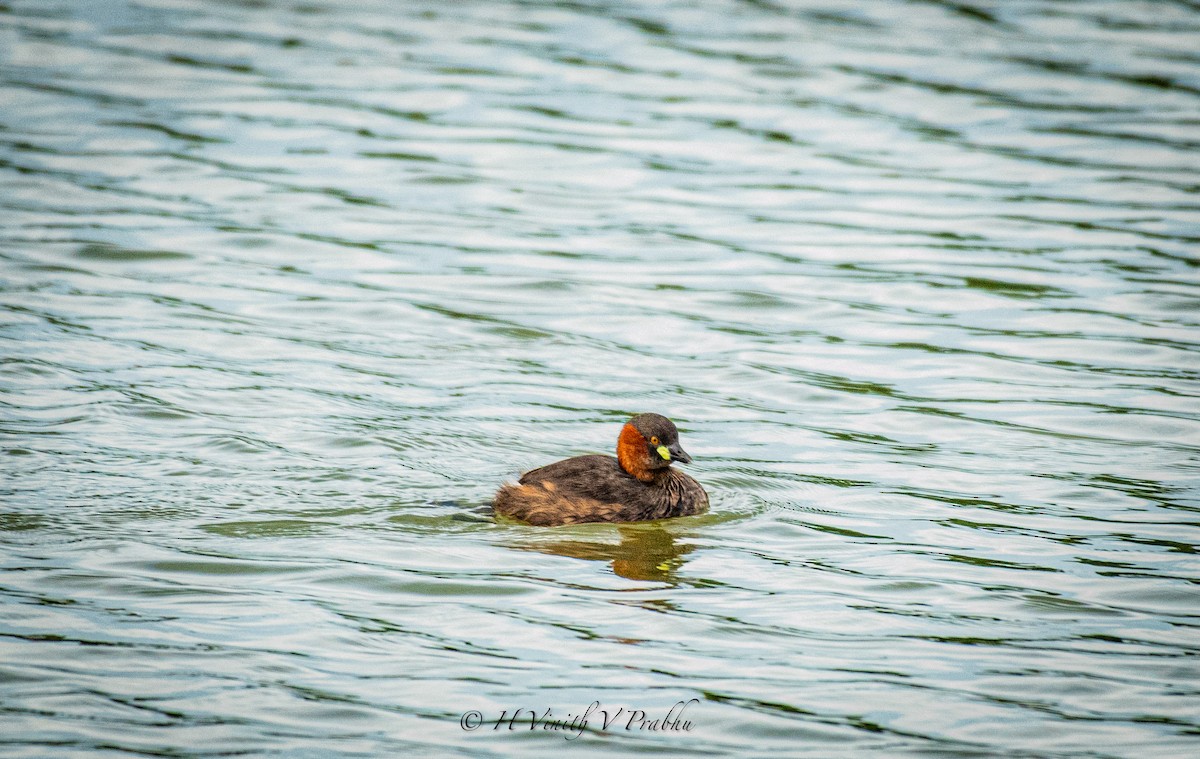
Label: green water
xmin=2 ymin=0 xmax=1199 ymax=756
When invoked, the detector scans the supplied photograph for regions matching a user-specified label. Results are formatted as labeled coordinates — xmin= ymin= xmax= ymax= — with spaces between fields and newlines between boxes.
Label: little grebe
xmin=493 ymin=413 xmax=708 ymax=526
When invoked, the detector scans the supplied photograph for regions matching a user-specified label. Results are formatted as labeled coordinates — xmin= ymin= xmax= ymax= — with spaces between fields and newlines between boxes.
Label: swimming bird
xmin=493 ymin=413 xmax=708 ymax=526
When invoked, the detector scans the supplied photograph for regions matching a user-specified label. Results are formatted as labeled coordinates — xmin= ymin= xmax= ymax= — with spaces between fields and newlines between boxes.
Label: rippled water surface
xmin=3 ymin=0 xmax=1200 ymax=756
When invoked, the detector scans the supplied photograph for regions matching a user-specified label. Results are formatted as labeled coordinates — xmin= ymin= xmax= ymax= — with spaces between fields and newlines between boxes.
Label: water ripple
xmin=3 ymin=0 xmax=1199 ymax=756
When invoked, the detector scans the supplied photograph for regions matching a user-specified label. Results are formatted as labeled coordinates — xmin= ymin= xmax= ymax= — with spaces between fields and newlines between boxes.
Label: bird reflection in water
xmin=514 ymin=525 xmax=694 ymax=582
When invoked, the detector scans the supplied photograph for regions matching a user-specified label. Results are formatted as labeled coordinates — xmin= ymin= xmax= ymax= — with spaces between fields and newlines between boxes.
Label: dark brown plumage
xmin=493 ymin=413 xmax=709 ymax=526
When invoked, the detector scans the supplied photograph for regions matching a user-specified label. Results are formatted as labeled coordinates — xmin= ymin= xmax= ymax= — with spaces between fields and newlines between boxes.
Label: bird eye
xmin=650 ymin=436 xmax=660 ymax=445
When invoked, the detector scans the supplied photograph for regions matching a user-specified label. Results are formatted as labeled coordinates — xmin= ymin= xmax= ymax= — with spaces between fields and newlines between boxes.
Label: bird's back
xmin=494 ymin=454 xmax=707 ymax=526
